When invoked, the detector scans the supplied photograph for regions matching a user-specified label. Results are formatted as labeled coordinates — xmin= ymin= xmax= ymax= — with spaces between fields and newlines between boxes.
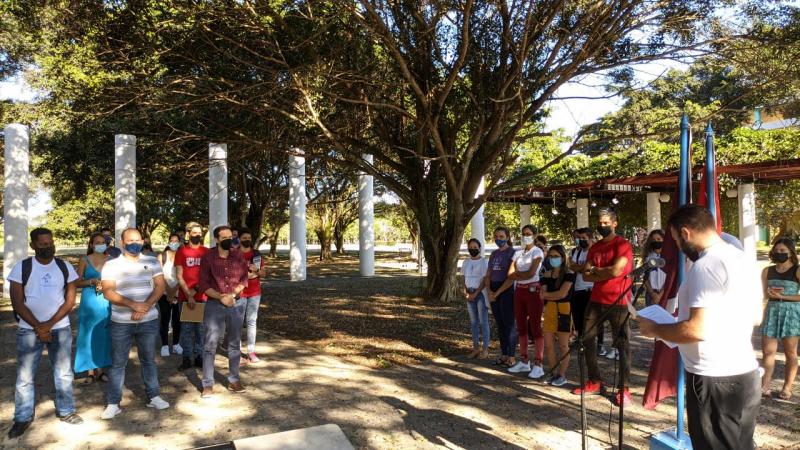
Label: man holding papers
xmin=638 ymin=205 xmax=763 ymax=450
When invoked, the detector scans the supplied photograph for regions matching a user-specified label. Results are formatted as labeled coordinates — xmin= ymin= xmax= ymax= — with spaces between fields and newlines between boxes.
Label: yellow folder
xmin=179 ymin=303 xmax=205 ymax=323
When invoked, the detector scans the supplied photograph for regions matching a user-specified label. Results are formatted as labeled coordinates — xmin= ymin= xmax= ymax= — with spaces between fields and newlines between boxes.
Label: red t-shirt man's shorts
xmin=241 ymin=249 xmax=265 ymax=298
xmin=174 ymin=245 xmax=209 ymax=302
xmin=587 ymin=235 xmax=633 ymax=306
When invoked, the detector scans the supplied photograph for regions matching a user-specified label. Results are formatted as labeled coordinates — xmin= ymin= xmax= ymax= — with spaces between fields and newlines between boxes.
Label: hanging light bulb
xmin=551 ymin=207 xmax=559 ymax=215
xmin=590 ymin=200 xmax=597 ymax=208
xmin=611 ymin=196 xmax=620 ymax=205
xmin=659 ymin=192 xmax=671 ymax=203
xmin=566 ymin=199 xmax=576 ymax=209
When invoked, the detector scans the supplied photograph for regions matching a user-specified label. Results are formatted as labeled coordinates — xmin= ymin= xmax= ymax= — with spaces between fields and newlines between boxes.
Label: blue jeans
xmin=179 ymin=319 xmax=205 ymax=360
xmin=243 ymin=295 xmax=261 ymax=353
xmin=466 ymin=293 xmax=490 ymax=349
xmin=203 ymin=299 xmax=246 ymax=387
xmin=490 ymin=281 xmax=518 ymax=357
xmin=107 ymin=319 xmax=160 ymax=404
xmin=15 ymin=327 xmax=76 ymax=422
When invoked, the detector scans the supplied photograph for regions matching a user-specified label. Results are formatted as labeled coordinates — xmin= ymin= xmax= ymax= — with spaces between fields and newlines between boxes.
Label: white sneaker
xmin=174 ymin=344 xmax=183 ymax=355
xmin=160 ymin=345 xmax=170 ymax=357
xmin=508 ymin=361 xmax=531 ymax=373
xmin=101 ymin=404 xmax=122 ymax=420
xmin=605 ymin=348 xmax=619 ymax=360
xmin=528 ymin=364 xmax=545 ymax=379
xmin=597 ymin=345 xmax=607 ymax=356
xmin=146 ymin=396 xmax=170 ymax=410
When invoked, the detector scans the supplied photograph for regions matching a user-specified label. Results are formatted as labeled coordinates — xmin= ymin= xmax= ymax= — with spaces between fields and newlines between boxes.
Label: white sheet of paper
xmin=636 ymin=305 xmax=679 ymax=349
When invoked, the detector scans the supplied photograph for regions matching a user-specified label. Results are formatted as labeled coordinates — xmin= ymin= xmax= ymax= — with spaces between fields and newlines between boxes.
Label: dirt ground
xmin=0 ymin=252 xmax=798 ymax=449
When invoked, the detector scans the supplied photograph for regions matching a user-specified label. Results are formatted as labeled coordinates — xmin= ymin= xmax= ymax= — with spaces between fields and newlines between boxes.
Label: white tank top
xmin=162 ymin=253 xmax=178 ymax=288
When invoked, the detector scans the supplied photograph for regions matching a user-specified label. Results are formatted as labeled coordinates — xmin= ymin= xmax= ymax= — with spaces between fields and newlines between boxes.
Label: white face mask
xmin=521 ymin=236 xmax=534 ymax=246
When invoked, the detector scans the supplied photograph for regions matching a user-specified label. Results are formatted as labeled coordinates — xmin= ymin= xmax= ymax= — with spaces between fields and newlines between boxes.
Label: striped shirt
xmin=102 ymin=254 xmax=163 ymax=323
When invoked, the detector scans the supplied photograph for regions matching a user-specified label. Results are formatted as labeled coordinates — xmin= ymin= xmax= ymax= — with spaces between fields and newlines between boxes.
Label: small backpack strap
xmin=13 ymin=258 xmax=34 ymax=323
xmin=55 ymin=258 xmax=70 ymax=288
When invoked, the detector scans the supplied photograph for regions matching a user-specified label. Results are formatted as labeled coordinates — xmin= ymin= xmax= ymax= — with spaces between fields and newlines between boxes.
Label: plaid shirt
xmin=198 ymin=248 xmax=249 ymax=297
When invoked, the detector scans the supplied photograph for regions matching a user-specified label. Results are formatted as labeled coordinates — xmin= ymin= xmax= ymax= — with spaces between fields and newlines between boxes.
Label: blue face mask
xmin=124 ymin=242 xmax=143 ymax=256
xmin=94 ymin=244 xmax=108 ymax=254
xmin=549 ymin=257 xmax=563 ymax=268
xmin=232 ymin=237 xmax=240 ymax=246
xmin=495 ymin=239 xmax=507 ymax=248
xmin=168 ymin=242 xmax=180 ymax=251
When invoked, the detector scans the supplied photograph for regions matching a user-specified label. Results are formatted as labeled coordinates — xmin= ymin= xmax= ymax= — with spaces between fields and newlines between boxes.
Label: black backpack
xmin=12 ymin=257 xmax=70 ymax=323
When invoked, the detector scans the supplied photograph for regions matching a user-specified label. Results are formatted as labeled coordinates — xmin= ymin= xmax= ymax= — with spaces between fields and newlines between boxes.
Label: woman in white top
xmin=158 ymin=234 xmax=183 ymax=357
xmin=461 ymin=238 xmax=490 ymax=359
xmin=642 ymin=229 xmax=666 ymax=306
xmin=494 ymin=225 xmax=545 ymax=378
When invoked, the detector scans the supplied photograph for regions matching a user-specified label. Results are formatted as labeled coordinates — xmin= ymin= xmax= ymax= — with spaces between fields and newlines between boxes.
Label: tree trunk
xmin=417 ymin=218 xmax=465 ymax=303
xmin=268 ymin=232 xmax=278 ymax=258
xmin=333 ymin=227 xmax=346 ymax=255
xmin=316 ymin=229 xmax=334 ymax=261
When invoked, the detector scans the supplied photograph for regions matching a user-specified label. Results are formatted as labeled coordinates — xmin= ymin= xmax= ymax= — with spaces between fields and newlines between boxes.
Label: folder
xmin=179 ymin=302 xmax=205 ymax=323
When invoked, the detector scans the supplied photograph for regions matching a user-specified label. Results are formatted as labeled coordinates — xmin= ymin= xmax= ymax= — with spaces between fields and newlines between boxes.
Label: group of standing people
xmin=8 ymin=223 xmax=266 ymax=439
xmin=461 ymin=208 xmax=636 ymax=406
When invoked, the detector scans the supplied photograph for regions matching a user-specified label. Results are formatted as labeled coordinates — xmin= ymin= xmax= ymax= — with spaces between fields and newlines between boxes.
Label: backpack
xmin=12 ymin=257 xmax=70 ymax=323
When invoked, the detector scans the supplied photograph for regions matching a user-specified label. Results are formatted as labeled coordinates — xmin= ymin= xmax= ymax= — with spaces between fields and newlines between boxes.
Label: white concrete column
xmin=358 ymin=155 xmax=375 ymax=276
xmin=519 ymin=204 xmax=531 ymax=228
xmin=576 ymin=198 xmax=589 ymax=229
xmin=289 ymin=151 xmax=307 ymax=281
xmin=208 ymin=143 xmax=228 ymax=242
xmin=738 ymin=183 xmax=757 ymax=261
xmin=4 ymin=124 xmax=30 ymax=298
xmin=114 ymin=134 xmax=136 ymax=244
xmin=646 ymin=192 xmax=662 ymax=231
xmin=470 ymin=177 xmax=486 ymax=257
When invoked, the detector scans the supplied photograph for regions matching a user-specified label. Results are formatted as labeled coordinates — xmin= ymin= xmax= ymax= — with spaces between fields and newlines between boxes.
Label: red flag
xmin=642 ymin=196 xmax=681 ymax=409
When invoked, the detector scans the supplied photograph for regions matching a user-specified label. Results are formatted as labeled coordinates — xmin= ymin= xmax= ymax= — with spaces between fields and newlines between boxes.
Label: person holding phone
xmin=760 ymin=237 xmax=800 ymax=400
xmin=238 ymin=228 xmax=267 ymax=363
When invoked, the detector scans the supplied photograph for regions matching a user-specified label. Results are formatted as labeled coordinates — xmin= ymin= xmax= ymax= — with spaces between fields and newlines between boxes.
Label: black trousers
xmin=570 ymin=289 xmax=605 ymax=348
xmin=158 ymin=296 xmax=181 ymax=346
xmin=686 ymin=369 xmax=760 ymax=450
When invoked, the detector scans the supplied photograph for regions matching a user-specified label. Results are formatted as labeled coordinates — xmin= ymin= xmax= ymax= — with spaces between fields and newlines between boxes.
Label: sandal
xmin=494 ymin=357 xmax=506 ymax=366
xmin=97 ymin=373 xmax=109 ymax=383
xmin=761 ymin=389 xmax=772 ymax=398
xmin=84 ymin=374 xmax=96 ymax=384
xmin=778 ymin=391 xmax=792 ymax=400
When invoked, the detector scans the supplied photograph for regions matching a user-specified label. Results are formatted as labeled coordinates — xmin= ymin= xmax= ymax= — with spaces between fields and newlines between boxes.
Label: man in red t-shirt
xmin=175 ymin=222 xmax=209 ymax=371
xmin=572 ymin=209 xmax=634 ymax=407
xmin=237 ymin=228 xmax=266 ymax=363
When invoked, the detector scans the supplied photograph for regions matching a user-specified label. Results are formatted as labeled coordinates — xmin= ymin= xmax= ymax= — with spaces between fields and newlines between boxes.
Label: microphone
xmin=628 ymin=256 xmax=666 ymax=279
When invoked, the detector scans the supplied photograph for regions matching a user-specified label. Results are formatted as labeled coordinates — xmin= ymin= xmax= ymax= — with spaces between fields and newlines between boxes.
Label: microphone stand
xmin=541 ymin=266 xmax=652 ymax=450
xmin=616 ymin=271 xmax=649 ymax=448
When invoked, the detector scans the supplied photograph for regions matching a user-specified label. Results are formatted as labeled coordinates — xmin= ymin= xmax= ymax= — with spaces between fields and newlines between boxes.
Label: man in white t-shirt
xmin=638 ymin=205 xmax=762 ymax=450
xmin=100 ymin=228 xmax=169 ymax=419
xmin=7 ymin=228 xmax=83 ymax=438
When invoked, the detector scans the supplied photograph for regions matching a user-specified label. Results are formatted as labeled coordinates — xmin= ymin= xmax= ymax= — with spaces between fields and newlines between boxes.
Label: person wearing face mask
xmin=100 ymin=227 xmax=170 ymax=419
xmin=175 ymin=222 xmax=209 ymax=371
xmin=231 ymin=228 xmax=241 ymax=250
xmin=535 ymin=235 xmax=550 ymax=275
xmin=8 ymin=228 xmax=83 ymax=438
xmin=642 ymin=229 xmax=666 ymax=306
xmin=100 ymin=227 xmax=123 ymax=259
xmin=158 ymin=234 xmax=183 ymax=357
xmin=638 ymin=205 xmax=763 ymax=450
xmin=568 ymin=227 xmax=606 ymax=354
xmin=238 ymin=228 xmax=268 ymax=363
xmin=759 ymin=237 xmax=800 ymax=400
xmin=198 ymin=225 xmax=250 ymax=397
xmin=540 ymin=244 xmax=575 ymax=387
xmin=572 ymin=208 xmax=634 ymax=407
xmin=484 ymin=226 xmax=519 ymax=367
xmin=461 ymin=238 xmax=490 ymax=359
xmin=494 ymin=225 xmax=545 ymax=378
xmin=74 ymin=232 xmax=112 ymax=384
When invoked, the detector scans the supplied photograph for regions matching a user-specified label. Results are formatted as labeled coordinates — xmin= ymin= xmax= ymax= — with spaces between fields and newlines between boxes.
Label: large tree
xmin=4 ymin=1 xmax=752 ymax=301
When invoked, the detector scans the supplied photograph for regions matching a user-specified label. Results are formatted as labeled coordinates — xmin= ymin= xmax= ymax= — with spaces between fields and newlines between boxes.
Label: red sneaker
xmin=571 ymin=380 xmax=603 ymax=395
xmin=613 ymin=389 xmax=632 ymax=407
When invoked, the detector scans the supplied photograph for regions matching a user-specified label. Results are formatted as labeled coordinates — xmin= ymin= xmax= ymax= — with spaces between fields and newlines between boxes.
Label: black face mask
xmin=578 ymin=239 xmax=589 ymax=249
xmin=677 ymin=236 xmax=701 ymax=262
xmin=772 ymin=252 xmax=790 ymax=264
xmin=468 ymin=248 xmax=480 ymax=257
xmin=240 ymin=240 xmax=252 ymax=248
xmin=35 ymin=246 xmax=56 ymax=260
xmin=220 ymin=239 xmax=233 ymax=250
xmin=597 ymin=226 xmax=613 ymax=238
xmin=651 ymin=241 xmax=664 ymax=250
xmin=189 ymin=235 xmax=202 ymax=245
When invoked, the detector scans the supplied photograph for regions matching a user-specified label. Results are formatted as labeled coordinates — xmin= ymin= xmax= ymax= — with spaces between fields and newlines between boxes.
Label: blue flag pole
xmin=705 ymin=121 xmax=716 ymax=222
xmin=651 ymin=114 xmax=692 ymax=450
